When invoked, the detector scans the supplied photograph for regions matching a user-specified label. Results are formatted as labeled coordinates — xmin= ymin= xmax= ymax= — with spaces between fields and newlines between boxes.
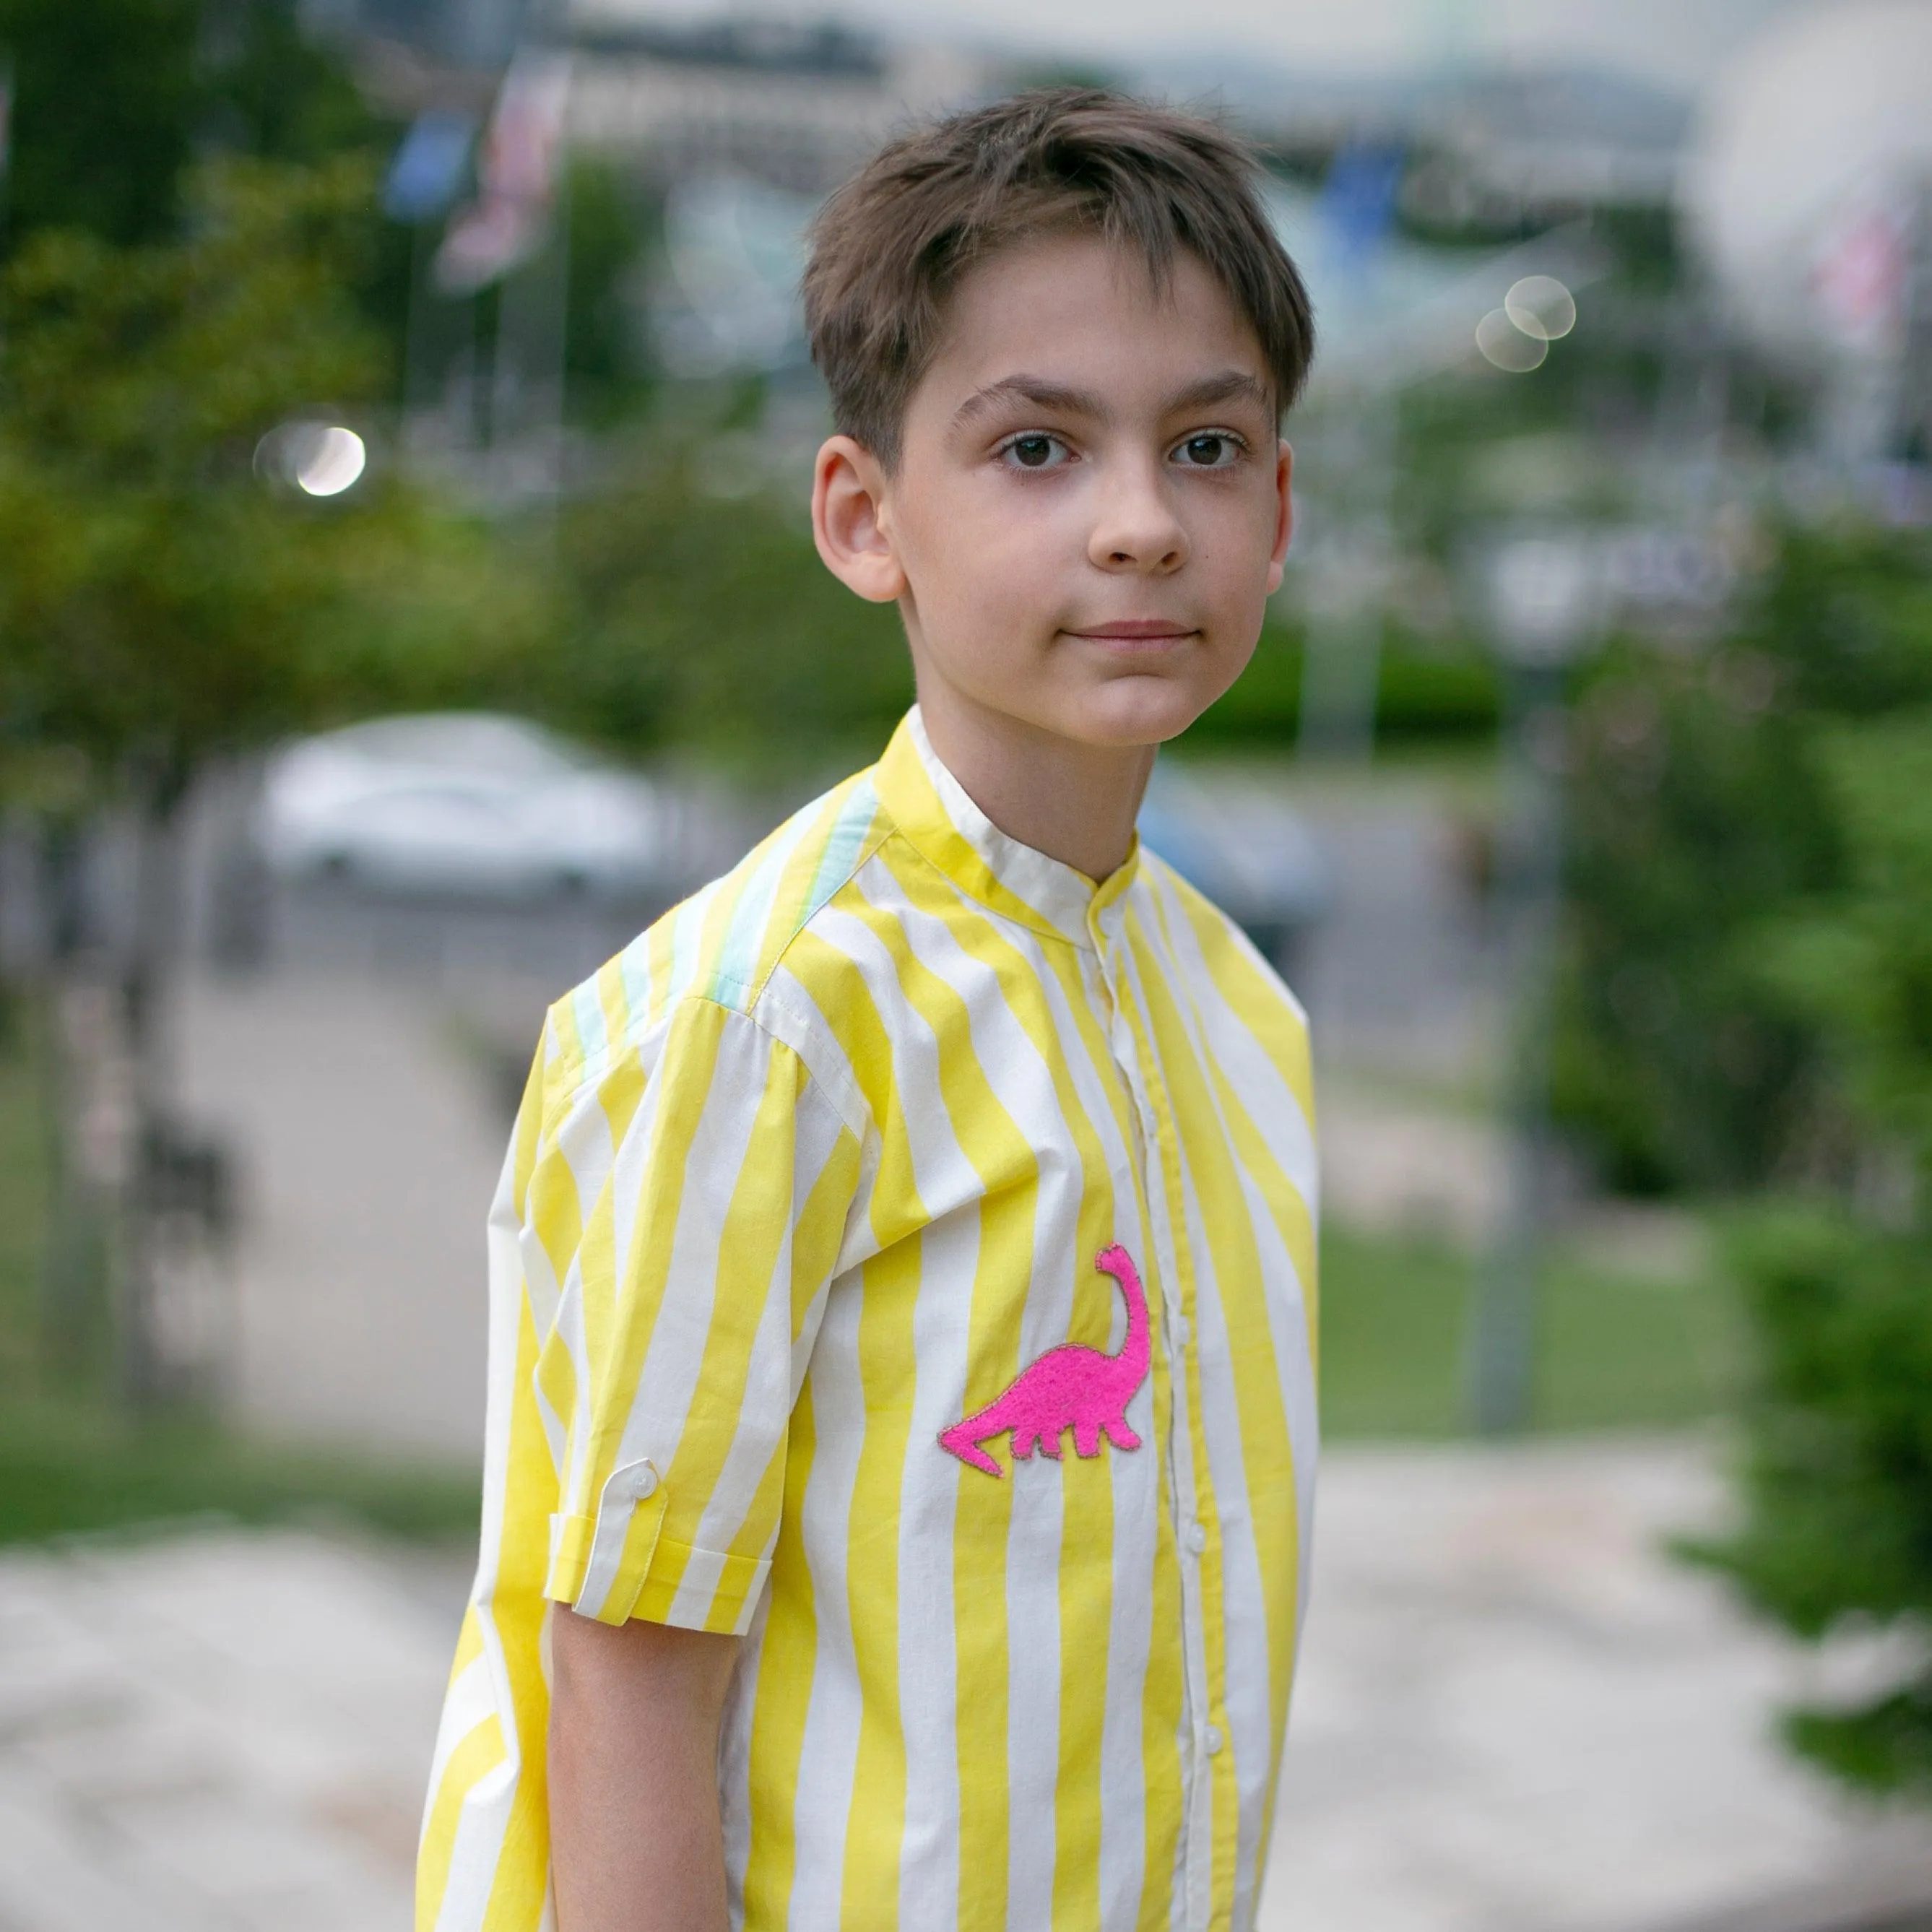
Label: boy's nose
xmin=1087 ymin=462 xmax=1189 ymax=574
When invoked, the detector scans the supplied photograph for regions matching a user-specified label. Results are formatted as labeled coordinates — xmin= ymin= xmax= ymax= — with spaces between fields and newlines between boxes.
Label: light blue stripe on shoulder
xmin=568 ymin=974 xmax=608 ymax=1069
xmin=801 ymin=773 xmax=880 ymax=927
xmin=703 ymin=796 xmax=826 ymax=1007
xmin=615 ymin=923 xmax=653 ymax=1025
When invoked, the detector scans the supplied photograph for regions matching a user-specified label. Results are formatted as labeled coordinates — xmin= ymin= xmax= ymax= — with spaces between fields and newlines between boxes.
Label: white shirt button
xmin=1185 ymin=1519 xmax=1208 ymax=1554
xmin=1205 ymin=1725 xmax=1224 ymax=1756
xmin=1172 ymin=1315 xmax=1190 ymax=1347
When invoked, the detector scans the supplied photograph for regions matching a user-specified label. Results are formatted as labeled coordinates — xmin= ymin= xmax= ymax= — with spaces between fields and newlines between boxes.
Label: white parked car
xmin=256 ymin=713 xmax=677 ymax=900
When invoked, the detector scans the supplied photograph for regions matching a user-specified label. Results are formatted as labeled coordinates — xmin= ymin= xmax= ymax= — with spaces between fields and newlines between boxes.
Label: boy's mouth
xmin=1065 ymin=620 xmax=1198 ymax=648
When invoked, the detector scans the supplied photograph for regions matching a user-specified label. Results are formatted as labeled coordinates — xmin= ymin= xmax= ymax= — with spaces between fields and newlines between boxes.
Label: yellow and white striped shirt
xmin=418 ymin=708 xmax=1319 ymax=1932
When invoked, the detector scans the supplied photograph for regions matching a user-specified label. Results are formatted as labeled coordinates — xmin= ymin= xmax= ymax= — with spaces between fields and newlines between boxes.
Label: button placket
xmin=1117 ymin=979 xmax=1217 ymax=1931
xmin=1103 ymin=913 xmax=1215 ymax=1928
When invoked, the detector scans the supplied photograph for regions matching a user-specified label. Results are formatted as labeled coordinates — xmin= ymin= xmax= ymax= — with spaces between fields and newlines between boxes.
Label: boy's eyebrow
xmin=1165 ymin=370 xmax=1272 ymax=415
xmin=952 ymin=368 xmax=1272 ymax=429
xmin=952 ymin=376 xmax=1104 ymax=427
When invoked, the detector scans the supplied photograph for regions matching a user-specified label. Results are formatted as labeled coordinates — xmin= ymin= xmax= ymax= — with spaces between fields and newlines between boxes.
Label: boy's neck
xmin=914 ymin=687 xmax=1157 ymax=885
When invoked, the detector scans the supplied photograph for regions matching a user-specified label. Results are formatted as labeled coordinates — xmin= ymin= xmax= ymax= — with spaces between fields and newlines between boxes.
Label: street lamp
xmin=1465 ymin=531 xmax=1604 ymax=1435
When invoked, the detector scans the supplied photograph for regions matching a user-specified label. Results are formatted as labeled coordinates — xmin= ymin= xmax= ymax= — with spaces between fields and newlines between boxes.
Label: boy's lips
xmin=1065 ymin=619 xmax=1198 ymax=646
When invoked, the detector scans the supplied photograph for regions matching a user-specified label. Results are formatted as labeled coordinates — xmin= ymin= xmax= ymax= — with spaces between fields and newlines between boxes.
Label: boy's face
xmin=813 ymin=231 xmax=1293 ymax=751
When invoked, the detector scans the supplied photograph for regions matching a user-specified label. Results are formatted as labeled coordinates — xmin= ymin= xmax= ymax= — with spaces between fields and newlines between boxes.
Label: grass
xmin=1320 ymin=1221 xmax=1746 ymax=1438
xmin=0 ymin=994 xmax=53 ymax=1390
xmin=0 ymin=1397 xmax=482 ymax=1544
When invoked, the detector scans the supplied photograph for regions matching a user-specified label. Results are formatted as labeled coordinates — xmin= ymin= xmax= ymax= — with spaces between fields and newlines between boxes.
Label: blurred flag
xmin=434 ymin=51 xmax=571 ymax=296
xmin=383 ymin=111 xmax=476 ymax=223
xmin=1318 ymin=144 xmax=1405 ymax=273
xmin=1811 ymin=184 xmax=1911 ymax=356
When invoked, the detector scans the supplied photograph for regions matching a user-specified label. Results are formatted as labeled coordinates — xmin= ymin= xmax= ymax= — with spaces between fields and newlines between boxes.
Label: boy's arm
xmin=548 ymin=1609 xmax=740 ymax=1932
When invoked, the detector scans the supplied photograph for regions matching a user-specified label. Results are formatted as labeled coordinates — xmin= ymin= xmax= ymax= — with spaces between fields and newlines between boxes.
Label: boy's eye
xmin=1000 ymin=433 xmax=1067 ymax=469
xmin=1174 ymin=433 xmax=1240 ymax=468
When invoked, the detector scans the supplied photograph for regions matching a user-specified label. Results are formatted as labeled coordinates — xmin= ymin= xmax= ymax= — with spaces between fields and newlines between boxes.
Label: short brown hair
xmin=802 ymin=88 xmax=1315 ymax=466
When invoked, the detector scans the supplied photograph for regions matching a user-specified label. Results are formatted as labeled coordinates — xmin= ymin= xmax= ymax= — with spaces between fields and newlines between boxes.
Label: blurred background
xmin=1 ymin=0 xmax=1931 ymax=1925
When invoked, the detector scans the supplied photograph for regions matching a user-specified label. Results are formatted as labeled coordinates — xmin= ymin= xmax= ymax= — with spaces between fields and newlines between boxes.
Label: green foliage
xmin=0 ymin=0 xmax=387 ymax=251
xmin=541 ymin=456 xmax=911 ymax=766
xmin=1556 ymin=646 xmax=1836 ymax=1192
xmin=196 ymin=0 xmax=386 ymax=167
xmin=1184 ymin=620 xmax=1499 ymax=748
xmin=564 ymin=161 xmax=654 ymax=423
xmin=1556 ymin=524 xmax=1932 ymax=1195
xmin=0 ymin=0 xmax=200 ymax=246
xmin=0 ymin=155 xmax=541 ymax=787
xmin=1561 ymin=520 xmax=1932 ymax=1798
xmin=1767 ymin=713 xmax=1932 ymax=1151
xmin=1685 ymin=1206 xmax=1932 ymax=1795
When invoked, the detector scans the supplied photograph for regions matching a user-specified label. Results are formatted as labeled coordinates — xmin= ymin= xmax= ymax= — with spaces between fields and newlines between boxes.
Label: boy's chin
xmin=1046 ymin=675 xmax=1223 ymax=748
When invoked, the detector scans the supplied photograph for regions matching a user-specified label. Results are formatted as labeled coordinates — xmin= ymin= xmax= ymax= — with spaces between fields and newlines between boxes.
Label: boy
xmin=419 ymin=88 xmax=1318 ymax=1932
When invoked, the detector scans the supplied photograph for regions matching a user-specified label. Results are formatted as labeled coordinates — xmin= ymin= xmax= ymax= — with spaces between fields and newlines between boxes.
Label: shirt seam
xmin=545 ymin=990 xmax=868 ymax=1152
xmin=540 ymin=817 xmax=894 ymax=1128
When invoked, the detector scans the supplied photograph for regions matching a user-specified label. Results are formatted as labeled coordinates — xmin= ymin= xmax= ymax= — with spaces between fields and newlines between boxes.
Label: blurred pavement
xmin=1263 ymin=1440 xmax=1932 ymax=1932
xmin=0 ymin=1526 xmax=451 ymax=1932
xmin=5 ymin=1440 xmax=1929 ymax=1932
xmin=176 ymin=973 xmax=521 ymax=1458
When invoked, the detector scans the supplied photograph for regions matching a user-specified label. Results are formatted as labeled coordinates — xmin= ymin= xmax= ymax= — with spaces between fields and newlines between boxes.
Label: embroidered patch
xmin=939 ymin=1244 xmax=1151 ymax=1478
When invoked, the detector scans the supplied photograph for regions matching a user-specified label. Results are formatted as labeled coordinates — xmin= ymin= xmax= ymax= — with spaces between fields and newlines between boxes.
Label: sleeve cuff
xmin=545 ymin=1463 xmax=770 ymax=1633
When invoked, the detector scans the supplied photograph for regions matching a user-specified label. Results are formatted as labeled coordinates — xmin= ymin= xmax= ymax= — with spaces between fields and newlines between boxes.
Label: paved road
xmin=4 ymin=1441 xmax=1928 ymax=1932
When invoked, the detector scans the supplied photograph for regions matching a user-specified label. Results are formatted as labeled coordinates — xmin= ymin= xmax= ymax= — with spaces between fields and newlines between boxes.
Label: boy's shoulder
xmin=538 ymin=758 xmax=891 ymax=1097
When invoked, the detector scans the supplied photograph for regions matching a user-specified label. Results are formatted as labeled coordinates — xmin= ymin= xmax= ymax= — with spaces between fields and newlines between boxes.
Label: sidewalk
xmin=4 ymin=1439 xmax=1925 ymax=1932
xmin=1262 ymin=1439 xmax=1932 ymax=1932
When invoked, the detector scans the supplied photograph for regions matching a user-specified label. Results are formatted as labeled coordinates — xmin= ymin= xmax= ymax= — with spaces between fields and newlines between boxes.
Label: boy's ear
xmin=1265 ymin=437 xmax=1295 ymax=597
xmin=812 ymin=436 xmax=906 ymax=604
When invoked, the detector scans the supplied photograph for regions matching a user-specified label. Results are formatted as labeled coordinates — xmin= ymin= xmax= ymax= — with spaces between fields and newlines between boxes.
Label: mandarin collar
xmin=871 ymin=707 xmax=1139 ymax=951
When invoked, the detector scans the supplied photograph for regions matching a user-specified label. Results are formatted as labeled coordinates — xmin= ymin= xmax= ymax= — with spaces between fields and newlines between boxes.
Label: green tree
xmin=0 ymin=0 xmax=386 ymax=248
xmin=0 ymin=155 xmax=534 ymax=784
xmin=545 ymin=451 xmax=909 ymax=768
xmin=1557 ymin=526 xmax=1932 ymax=1194
xmin=1692 ymin=710 xmax=1932 ymax=1796
xmin=1559 ymin=524 xmax=1932 ymax=1796
xmin=0 ymin=0 xmax=199 ymax=246
xmin=0 ymin=154 xmax=542 ymax=1398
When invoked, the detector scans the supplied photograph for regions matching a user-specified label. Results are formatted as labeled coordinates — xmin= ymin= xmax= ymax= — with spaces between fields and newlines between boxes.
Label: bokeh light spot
xmin=1476 ymin=308 xmax=1548 ymax=371
xmin=1504 ymin=275 xmax=1577 ymax=342
xmin=297 ymin=427 xmax=367 ymax=498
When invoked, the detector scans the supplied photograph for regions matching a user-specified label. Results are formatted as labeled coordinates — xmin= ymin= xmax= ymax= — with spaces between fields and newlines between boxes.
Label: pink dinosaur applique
xmin=939 ymin=1244 xmax=1151 ymax=1478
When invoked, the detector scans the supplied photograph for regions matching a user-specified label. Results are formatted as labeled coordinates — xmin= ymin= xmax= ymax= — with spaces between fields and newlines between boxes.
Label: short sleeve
xmin=524 ymin=996 xmax=862 ymax=1633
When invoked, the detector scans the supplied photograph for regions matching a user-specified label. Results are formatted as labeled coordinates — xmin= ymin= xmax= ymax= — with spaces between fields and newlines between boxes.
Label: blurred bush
xmin=540 ymin=453 xmax=909 ymax=768
xmin=1559 ymin=522 xmax=1932 ymax=1796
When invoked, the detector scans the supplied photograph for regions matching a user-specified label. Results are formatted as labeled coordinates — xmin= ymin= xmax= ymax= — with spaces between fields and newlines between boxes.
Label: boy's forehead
xmin=912 ymin=230 xmax=1273 ymax=420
